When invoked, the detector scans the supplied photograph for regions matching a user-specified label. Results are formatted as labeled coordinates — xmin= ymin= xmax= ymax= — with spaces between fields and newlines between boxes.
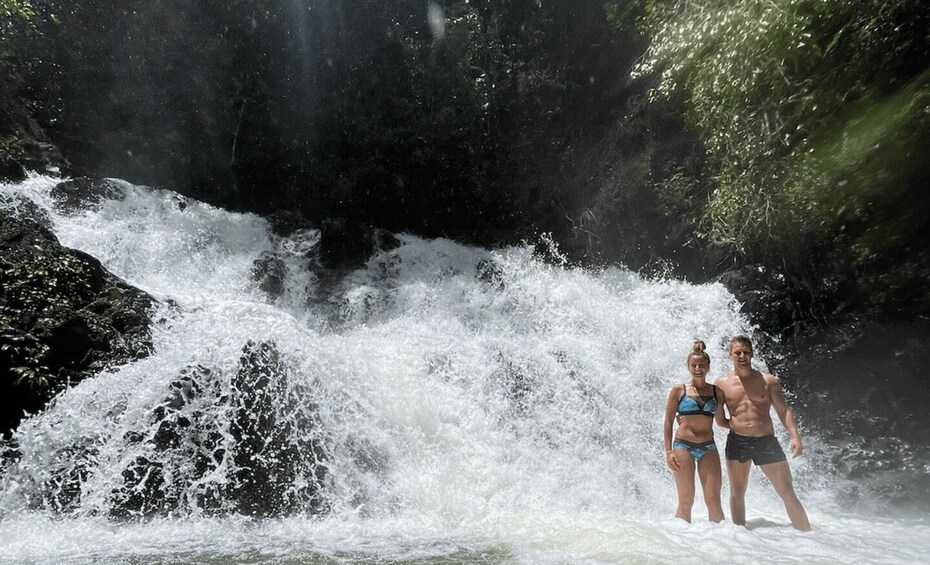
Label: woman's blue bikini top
xmin=676 ymin=383 xmax=718 ymax=417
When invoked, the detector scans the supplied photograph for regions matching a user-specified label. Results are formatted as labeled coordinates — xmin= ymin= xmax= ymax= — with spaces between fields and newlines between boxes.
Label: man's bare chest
xmin=723 ymin=379 xmax=769 ymax=408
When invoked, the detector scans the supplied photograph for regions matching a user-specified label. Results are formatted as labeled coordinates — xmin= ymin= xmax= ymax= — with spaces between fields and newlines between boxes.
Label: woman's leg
xmin=696 ymin=449 xmax=725 ymax=522
xmin=671 ymin=447 xmax=696 ymax=522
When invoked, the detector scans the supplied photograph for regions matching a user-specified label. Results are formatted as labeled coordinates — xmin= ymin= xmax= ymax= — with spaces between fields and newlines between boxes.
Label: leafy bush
xmin=637 ymin=0 xmax=930 ymax=314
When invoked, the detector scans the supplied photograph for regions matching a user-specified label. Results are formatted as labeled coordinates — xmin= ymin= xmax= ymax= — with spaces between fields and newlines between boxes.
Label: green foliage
xmin=0 ymin=1 xmax=37 ymax=73
xmin=0 ymin=328 xmax=52 ymax=394
xmin=11 ymin=364 xmax=51 ymax=389
xmin=1 ymin=0 xmax=45 ymax=170
xmin=0 ymin=253 xmax=96 ymax=318
xmin=0 ymin=0 xmax=32 ymax=14
xmin=0 ymin=0 xmax=35 ymax=42
xmin=19 ymin=0 xmax=648 ymax=250
xmin=638 ymin=0 xmax=929 ymax=238
xmin=637 ymin=0 xmax=930 ymax=313
xmin=604 ymin=0 xmax=643 ymax=31
xmin=0 ymin=222 xmax=96 ymax=394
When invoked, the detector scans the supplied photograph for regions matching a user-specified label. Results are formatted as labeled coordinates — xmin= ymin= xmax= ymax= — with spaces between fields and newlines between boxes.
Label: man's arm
xmin=768 ymin=375 xmax=803 ymax=457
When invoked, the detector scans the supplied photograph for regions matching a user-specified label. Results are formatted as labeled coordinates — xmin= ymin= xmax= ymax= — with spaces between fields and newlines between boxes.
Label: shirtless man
xmin=714 ymin=336 xmax=811 ymax=531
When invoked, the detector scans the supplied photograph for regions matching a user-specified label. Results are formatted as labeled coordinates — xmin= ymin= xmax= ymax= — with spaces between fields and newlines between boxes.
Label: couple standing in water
xmin=662 ymin=336 xmax=811 ymax=531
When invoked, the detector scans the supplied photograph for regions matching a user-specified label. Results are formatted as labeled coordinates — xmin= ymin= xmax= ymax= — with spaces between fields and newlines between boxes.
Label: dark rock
xmin=265 ymin=209 xmax=316 ymax=237
xmin=49 ymin=177 xmax=126 ymax=215
xmin=0 ymin=193 xmax=52 ymax=230
xmin=0 ymin=160 xmax=27 ymax=182
xmin=318 ymin=218 xmax=399 ymax=269
xmin=476 ymin=258 xmax=505 ymax=288
xmin=714 ymin=264 xmax=809 ymax=335
xmin=251 ymin=251 xmax=288 ymax=298
xmin=781 ymin=320 xmax=930 ymax=447
xmin=110 ymin=456 xmax=170 ymax=518
xmin=109 ymin=365 xmax=224 ymax=517
xmin=229 ymin=340 xmax=329 ymax=517
xmin=39 ymin=443 xmax=95 ymax=513
xmin=103 ymin=352 xmax=330 ymax=518
xmin=0 ymin=208 xmax=156 ymax=437
xmin=0 ymin=100 xmax=71 ymax=181
xmin=45 ymin=315 xmax=97 ymax=368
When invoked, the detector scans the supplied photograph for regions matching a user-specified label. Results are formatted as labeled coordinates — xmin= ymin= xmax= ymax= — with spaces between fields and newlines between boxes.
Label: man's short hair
xmin=729 ymin=335 xmax=753 ymax=352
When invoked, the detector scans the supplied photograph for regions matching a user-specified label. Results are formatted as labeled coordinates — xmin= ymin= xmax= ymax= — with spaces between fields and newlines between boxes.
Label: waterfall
xmin=1 ymin=175 xmax=928 ymax=564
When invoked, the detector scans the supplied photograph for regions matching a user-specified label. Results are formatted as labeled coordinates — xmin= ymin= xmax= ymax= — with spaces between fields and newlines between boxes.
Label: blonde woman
xmin=663 ymin=340 xmax=727 ymax=522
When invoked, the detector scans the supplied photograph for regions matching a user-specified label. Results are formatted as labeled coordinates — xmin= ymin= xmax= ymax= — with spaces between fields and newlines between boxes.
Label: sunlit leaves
xmin=0 ymin=0 xmax=37 ymax=72
xmin=1 ymin=0 xmax=33 ymax=20
xmin=637 ymin=0 xmax=930 ymax=273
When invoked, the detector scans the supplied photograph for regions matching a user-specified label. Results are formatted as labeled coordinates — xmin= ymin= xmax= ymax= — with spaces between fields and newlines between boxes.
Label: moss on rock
xmin=0 ymin=205 xmax=155 ymax=436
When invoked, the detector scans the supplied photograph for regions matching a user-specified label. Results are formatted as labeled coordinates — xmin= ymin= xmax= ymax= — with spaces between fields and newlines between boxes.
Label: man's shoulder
xmin=761 ymin=371 xmax=780 ymax=384
xmin=715 ymin=370 xmax=775 ymax=387
xmin=717 ymin=369 xmax=748 ymax=379
xmin=714 ymin=372 xmax=737 ymax=387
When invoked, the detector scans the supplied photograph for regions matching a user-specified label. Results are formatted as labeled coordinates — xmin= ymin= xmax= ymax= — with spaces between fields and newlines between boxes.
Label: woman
xmin=663 ymin=340 xmax=727 ymax=523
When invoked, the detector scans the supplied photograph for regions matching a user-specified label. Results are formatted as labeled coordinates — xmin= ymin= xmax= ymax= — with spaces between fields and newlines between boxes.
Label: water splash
xmin=2 ymin=174 xmax=929 ymax=564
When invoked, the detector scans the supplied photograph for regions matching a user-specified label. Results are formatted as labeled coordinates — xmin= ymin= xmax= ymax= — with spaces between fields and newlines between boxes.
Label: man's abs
xmin=728 ymin=413 xmax=775 ymax=436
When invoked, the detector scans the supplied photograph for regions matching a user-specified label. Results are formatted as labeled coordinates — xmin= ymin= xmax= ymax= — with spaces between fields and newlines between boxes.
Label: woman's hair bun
xmin=688 ymin=340 xmax=710 ymax=364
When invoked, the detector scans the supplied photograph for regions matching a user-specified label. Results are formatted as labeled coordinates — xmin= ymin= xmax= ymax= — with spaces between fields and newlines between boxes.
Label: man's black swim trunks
xmin=725 ymin=432 xmax=787 ymax=466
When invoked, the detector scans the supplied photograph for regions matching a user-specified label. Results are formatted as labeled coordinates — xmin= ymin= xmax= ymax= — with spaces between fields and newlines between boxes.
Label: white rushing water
xmin=1 ymin=174 xmax=928 ymax=564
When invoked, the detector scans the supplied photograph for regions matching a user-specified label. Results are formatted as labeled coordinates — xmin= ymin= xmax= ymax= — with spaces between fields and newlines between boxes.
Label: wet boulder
xmin=0 ymin=208 xmax=156 ymax=437
xmin=49 ymin=177 xmax=126 ymax=215
xmin=318 ymin=218 xmax=399 ymax=269
xmin=251 ymin=251 xmax=288 ymax=298
xmin=107 ymin=345 xmax=331 ymax=519
xmin=0 ymin=107 xmax=70 ymax=182
xmin=109 ymin=365 xmax=227 ymax=518
xmin=37 ymin=442 xmax=97 ymax=514
xmin=229 ymin=340 xmax=329 ymax=517
xmin=264 ymin=209 xmax=316 ymax=237
xmin=476 ymin=258 xmax=505 ymax=288
xmin=111 ymin=456 xmax=171 ymax=517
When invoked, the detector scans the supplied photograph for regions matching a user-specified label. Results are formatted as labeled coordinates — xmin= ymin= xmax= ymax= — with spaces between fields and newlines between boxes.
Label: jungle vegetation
xmin=2 ymin=0 xmax=929 ymax=332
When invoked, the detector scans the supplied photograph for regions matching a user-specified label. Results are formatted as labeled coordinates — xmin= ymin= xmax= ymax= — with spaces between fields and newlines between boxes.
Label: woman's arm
xmin=714 ymin=385 xmax=730 ymax=429
xmin=663 ymin=385 xmax=682 ymax=471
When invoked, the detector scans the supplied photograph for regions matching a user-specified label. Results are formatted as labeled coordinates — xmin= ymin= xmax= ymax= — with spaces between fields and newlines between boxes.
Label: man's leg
xmin=726 ymin=459 xmax=751 ymax=526
xmin=760 ymin=461 xmax=811 ymax=531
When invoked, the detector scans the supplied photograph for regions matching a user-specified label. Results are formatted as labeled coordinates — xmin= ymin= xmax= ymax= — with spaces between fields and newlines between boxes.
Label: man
xmin=715 ymin=335 xmax=811 ymax=531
